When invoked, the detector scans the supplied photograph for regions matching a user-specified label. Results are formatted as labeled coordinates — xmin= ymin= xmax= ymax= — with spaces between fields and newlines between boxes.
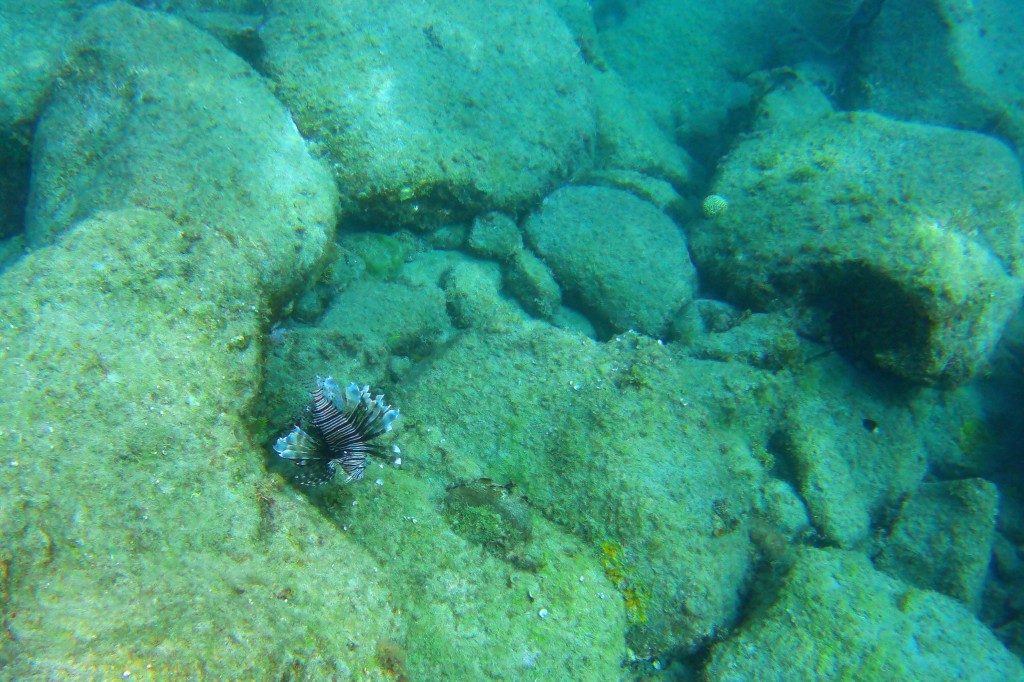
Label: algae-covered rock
xmin=320 ymin=279 xmax=451 ymax=358
xmin=467 ymin=211 xmax=522 ymax=261
xmin=0 ymin=1 xmax=79 ymax=137
xmin=26 ymin=1 xmax=337 ymax=302
xmin=678 ymin=309 xmax=802 ymax=371
xmin=504 ymin=247 xmax=562 ymax=321
xmin=705 ymin=548 xmax=1024 ymax=680
xmin=465 ymin=212 xmax=563 ymax=320
xmin=524 ymin=185 xmax=697 ymax=337
xmin=129 ymin=0 xmax=266 ymax=57
xmin=773 ymin=411 xmax=870 ymax=548
xmin=0 ymin=209 xmax=398 ymax=678
xmin=591 ymin=69 xmax=695 ymax=189
xmin=443 ymin=259 xmax=526 ymax=332
xmin=598 ymin=0 xmax=785 ymax=144
xmin=875 ymin=479 xmax=999 ymax=611
xmin=690 ymin=96 xmax=1024 ymax=385
xmin=768 ymin=358 xmax=929 ymax=548
xmin=300 ymin=465 xmax=628 ymax=680
xmin=0 ymin=4 xmax=405 ymax=676
xmin=856 ymin=0 xmax=1024 ymax=153
xmin=261 ymin=0 xmax=596 ymax=226
xmin=399 ymin=324 xmax=790 ymax=656
xmin=582 ymin=168 xmax=688 ymax=221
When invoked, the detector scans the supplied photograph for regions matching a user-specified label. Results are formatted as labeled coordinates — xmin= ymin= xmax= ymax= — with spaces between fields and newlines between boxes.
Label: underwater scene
xmin=1 ymin=0 xmax=1024 ymax=679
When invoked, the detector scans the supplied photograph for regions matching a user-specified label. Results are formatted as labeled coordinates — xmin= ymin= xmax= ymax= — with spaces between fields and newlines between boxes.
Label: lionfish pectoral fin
xmin=274 ymin=426 xmax=323 ymax=462
xmin=382 ymin=407 xmax=399 ymax=432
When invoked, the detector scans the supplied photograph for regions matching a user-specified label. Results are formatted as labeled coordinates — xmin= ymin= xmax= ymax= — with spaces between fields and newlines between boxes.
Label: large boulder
xmin=0 ymin=0 xmax=84 ymax=239
xmin=260 ymin=256 xmax=631 ymax=680
xmin=25 ymin=1 xmax=337 ymax=304
xmin=397 ymin=323 xmax=790 ymax=657
xmin=0 ymin=209 xmax=398 ymax=678
xmin=597 ymin=0 xmax=788 ymax=148
xmin=261 ymin=0 xmax=596 ymax=225
xmin=4 ymin=5 xmax=629 ymax=678
xmin=875 ymin=479 xmax=999 ymax=612
xmin=689 ymin=87 xmax=1024 ymax=385
xmin=768 ymin=358 xmax=930 ymax=549
xmin=0 ymin=3 xmax=382 ymax=675
xmin=589 ymin=69 xmax=695 ymax=190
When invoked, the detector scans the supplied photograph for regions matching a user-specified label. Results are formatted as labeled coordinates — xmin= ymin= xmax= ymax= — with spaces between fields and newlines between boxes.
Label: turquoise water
xmin=1 ymin=1 xmax=1022 ymax=679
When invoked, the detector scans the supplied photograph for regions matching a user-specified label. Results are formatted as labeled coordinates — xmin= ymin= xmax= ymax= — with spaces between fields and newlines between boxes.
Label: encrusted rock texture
xmin=1 ymin=0 xmax=1023 ymax=678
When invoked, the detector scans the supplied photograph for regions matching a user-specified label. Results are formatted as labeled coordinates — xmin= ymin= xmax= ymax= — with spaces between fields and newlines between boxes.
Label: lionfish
xmin=274 ymin=376 xmax=399 ymax=486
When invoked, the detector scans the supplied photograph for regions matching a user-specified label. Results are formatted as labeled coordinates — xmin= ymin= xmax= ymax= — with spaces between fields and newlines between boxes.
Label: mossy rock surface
xmin=858 ymin=0 xmax=1024 ymax=154
xmin=690 ymin=104 xmax=1024 ymax=385
xmin=875 ymin=478 xmax=999 ymax=611
xmin=397 ymin=323 xmax=787 ymax=655
xmin=524 ymin=185 xmax=697 ymax=337
xmin=705 ymin=548 xmax=1024 ymax=680
xmin=261 ymin=0 xmax=596 ymax=226
xmin=25 ymin=1 xmax=337 ymax=304
xmin=0 ymin=209 xmax=397 ymax=678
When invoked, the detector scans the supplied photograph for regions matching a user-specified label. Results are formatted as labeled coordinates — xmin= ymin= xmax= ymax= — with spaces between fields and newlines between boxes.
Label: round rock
xmin=524 ymin=185 xmax=697 ymax=336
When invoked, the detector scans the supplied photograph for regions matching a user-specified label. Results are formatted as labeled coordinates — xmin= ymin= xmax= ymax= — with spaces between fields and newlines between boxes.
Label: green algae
xmin=344 ymin=232 xmax=413 ymax=281
xmin=443 ymin=481 xmax=540 ymax=571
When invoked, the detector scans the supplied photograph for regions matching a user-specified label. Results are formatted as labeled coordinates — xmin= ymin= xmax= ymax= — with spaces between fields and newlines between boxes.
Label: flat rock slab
xmin=261 ymin=0 xmax=596 ymax=225
xmin=690 ymin=106 xmax=1024 ymax=385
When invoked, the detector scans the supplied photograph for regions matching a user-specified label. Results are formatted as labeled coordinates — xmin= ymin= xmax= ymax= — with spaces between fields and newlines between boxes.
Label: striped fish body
xmin=310 ymin=386 xmax=374 ymax=482
xmin=274 ymin=376 xmax=399 ymax=486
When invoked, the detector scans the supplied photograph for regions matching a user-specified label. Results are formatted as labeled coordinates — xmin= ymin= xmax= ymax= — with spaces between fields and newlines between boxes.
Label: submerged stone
xmin=875 ymin=479 xmax=999 ymax=612
xmin=25 ymin=1 xmax=337 ymax=302
xmin=705 ymin=548 xmax=1024 ymax=680
xmin=690 ymin=94 xmax=1024 ymax=385
xmin=524 ymin=185 xmax=697 ymax=337
xmin=261 ymin=0 xmax=596 ymax=226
